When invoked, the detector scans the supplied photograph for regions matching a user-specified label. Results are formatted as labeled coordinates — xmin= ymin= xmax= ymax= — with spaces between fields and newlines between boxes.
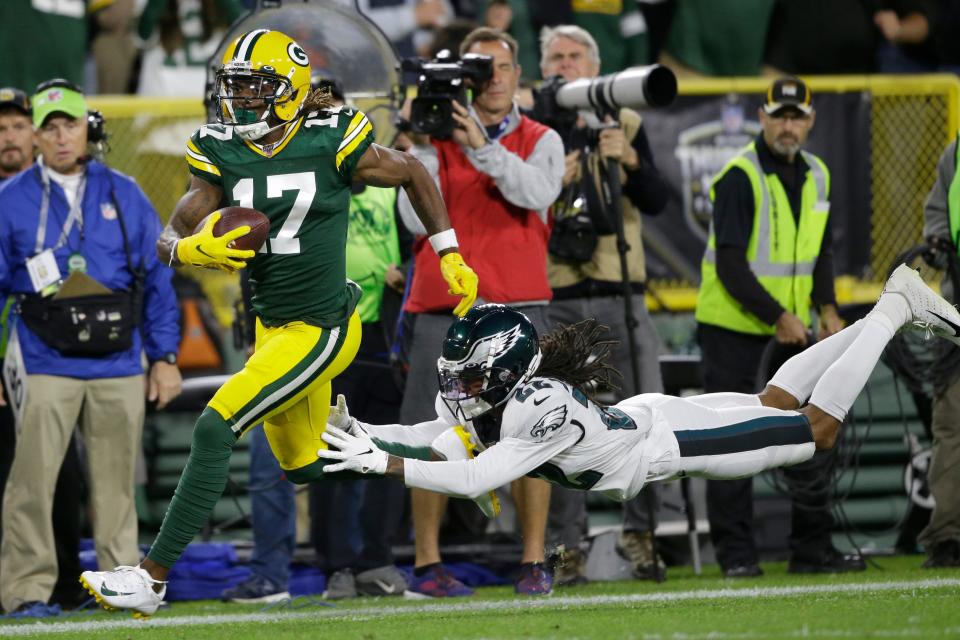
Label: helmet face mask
xmin=216 ymin=68 xmax=291 ymax=125
xmin=436 ymin=304 xmax=542 ymax=427
xmin=438 ymin=363 xmax=520 ymax=423
xmin=214 ymin=30 xmax=311 ymax=140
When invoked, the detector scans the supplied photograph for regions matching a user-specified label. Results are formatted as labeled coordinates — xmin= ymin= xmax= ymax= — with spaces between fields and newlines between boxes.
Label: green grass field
xmin=1 ymin=556 xmax=957 ymax=639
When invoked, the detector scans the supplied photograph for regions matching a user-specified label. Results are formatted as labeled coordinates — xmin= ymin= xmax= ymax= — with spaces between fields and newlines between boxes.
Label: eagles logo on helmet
xmin=214 ymin=29 xmax=312 ymax=141
xmin=437 ymin=304 xmax=542 ymax=426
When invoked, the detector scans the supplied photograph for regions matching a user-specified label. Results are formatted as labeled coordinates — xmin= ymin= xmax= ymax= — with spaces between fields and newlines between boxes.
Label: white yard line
xmin=1 ymin=578 xmax=957 ymax=637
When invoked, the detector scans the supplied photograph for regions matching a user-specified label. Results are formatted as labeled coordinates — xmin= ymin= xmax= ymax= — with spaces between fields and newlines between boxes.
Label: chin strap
xmin=233 ymin=120 xmax=287 ymax=142
xmin=234 ymin=118 xmax=288 ymax=141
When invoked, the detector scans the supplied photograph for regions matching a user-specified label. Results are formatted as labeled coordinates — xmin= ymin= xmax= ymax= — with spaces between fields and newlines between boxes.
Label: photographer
xmin=532 ymin=25 xmax=670 ymax=585
xmin=0 ymin=81 xmax=181 ymax=615
xmin=397 ymin=27 xmax=564 ymax=596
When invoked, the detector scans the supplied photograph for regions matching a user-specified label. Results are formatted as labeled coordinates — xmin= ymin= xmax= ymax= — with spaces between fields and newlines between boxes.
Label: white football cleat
xmin=80 ymin=565 xmax=167 ymax=618
xmin=884 ymin=263 xmax=960 ymax=345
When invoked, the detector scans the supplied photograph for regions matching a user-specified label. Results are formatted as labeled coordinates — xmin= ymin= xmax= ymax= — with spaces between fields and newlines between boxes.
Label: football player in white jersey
xmin=318 ymin=265 xmax=960 ymax=506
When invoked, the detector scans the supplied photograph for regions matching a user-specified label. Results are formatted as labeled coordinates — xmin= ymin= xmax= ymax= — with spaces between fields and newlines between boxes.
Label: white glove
xmin=328 ymin=394 xmax=358 ymax=434
xmin=318 ymin=424 xmax=388 ymax=474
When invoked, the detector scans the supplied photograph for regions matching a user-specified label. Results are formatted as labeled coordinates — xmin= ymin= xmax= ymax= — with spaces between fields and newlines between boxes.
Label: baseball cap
xmin=31 ymin=80 xmax=87 ymax=128
xmin=0 ymin=88 xmax=31 ymax=115
xmin=762 ymin=77 xmax=813 ymax=116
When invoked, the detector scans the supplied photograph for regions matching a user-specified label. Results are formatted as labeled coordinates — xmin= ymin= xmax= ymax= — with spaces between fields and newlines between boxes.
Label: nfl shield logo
xmin=101 ymin=202 xmax=117 ymax=220
xmin=721 ymin=102 xmax=744 ymax=135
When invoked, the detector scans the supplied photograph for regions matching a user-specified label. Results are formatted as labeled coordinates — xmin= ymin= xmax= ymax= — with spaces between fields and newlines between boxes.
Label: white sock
xmin=769 ymin=293 xmax=913 ymax=405
xmin=808 ymin=313 xmax=897 ymax=421
xmin=767 ymin=318 xmax=867 ymax=404
xmin=873 ymin=289 xmax=912 ymax=329
xmin=767 ymin=289 xmax=907 ymax=404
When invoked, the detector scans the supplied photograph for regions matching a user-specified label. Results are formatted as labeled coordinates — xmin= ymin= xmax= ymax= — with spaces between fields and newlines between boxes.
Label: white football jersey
xmin=400 ymin=376 xmax=678 ymax=502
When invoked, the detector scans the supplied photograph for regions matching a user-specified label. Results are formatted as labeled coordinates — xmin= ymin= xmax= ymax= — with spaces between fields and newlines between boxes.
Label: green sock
xmin=373 ymin=438 xmax=433 ymax=461
xmin=147 ymin=408 xmax=237 ymax=567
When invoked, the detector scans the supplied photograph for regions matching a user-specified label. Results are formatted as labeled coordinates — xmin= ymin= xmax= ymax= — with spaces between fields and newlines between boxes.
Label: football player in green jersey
xmin=80 ymin=29 xmax=478 ymax=616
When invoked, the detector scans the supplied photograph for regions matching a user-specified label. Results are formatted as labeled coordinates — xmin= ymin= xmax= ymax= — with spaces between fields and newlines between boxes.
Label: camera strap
xmin=555 ymin=183 xmax=579 ymax=218
xmin=580 ymin=149 xmax=616 ymax=234
xmin=106 ymin=173 xmax=146 ymax=285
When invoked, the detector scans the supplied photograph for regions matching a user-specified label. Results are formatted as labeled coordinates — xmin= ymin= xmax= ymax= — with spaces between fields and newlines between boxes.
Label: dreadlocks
xmin=535 ymin=319 xmax=622 ymax=402
xmin=301 ymin=85 xmax=337 ymax=112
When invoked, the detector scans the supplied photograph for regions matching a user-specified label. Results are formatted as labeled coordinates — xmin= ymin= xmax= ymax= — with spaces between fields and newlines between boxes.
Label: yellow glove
xmin=428 ymin=427 xmax=500 ymax=518
xmin=439 ymin=252 xmax=478 ymax=317
xmin=453 ymin=426 xmax=500 ymax=517
xmin=176 ymin=212 xmax=256 ymax=271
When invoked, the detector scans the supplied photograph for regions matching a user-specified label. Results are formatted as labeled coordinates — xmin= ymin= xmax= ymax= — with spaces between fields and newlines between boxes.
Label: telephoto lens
xmin=557 ymin=64 xmax=677 ymax=113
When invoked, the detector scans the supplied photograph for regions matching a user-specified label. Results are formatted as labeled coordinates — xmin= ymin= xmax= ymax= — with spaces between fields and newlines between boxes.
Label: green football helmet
xmin=437 ymin=304 xmax=542 ymax=425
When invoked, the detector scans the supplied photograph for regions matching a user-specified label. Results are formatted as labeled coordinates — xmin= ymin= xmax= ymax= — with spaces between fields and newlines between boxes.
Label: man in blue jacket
xmin=0 ymin=80 xmax=182 ymax=615
xmin=0 ymin=85 xmax=92 ymax=616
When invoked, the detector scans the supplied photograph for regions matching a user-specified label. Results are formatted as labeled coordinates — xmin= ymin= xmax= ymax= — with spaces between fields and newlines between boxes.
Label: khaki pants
xmin=919 ymin=378 xmax=960 ymax=548
xmin=0 ymin=374 xmax=144 ymax=611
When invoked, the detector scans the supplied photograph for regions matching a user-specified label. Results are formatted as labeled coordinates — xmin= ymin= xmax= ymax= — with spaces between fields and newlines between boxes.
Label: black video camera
xmin=401 ymin=52 xmax=493 ymax=138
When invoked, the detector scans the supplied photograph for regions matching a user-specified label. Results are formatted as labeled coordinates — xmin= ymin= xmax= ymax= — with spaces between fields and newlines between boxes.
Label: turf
xmin=1 ymin=556 xmax=957 ymax=639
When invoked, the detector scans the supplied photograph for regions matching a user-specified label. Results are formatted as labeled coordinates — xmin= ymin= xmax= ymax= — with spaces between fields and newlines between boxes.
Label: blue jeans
xmin=247 ymin=425 xmax=296 ymax=588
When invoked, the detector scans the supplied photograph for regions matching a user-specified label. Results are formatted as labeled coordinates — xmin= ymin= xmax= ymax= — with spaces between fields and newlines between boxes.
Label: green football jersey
xmin=185 ymin=107 xmax=375 ymax=328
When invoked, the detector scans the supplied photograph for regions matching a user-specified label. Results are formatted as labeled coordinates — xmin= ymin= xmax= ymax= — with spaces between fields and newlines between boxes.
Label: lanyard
xmin=34 ymin=163 xmax=87 ymax=256
xmin=472 ymin=103 xmax=511 ymax=141
xmin=489 ymin=115 xmax=510 ymax=140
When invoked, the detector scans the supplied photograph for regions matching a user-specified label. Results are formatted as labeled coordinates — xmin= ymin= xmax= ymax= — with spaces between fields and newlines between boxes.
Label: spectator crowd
xmin=6 ymin=1 xmax=960 ymax=98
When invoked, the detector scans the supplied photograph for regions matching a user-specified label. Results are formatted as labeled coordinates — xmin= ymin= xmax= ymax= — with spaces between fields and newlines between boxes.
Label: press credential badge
xmin=26 ymin=249 xmax=61 ymax=293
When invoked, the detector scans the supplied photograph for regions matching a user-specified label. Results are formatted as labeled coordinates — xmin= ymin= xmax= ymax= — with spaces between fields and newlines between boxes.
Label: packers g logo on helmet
xmin=287 ymin=42 xmax=309 ymax=67
xmin=215 ymin=29 xmax=312 ymax=140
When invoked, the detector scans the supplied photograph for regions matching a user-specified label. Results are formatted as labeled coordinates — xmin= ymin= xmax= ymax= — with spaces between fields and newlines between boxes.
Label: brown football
xmin=194 ymin=206 xmax=271 ymax=252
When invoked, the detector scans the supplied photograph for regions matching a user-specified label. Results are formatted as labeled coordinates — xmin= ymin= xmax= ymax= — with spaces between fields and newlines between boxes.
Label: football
xmin=194 ymin=206 xmax=271 ymax=252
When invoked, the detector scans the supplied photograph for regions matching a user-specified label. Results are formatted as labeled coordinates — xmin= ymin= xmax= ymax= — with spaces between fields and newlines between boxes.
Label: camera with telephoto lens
xmin=535 ymin=65 xmax=677 ymax=264
xmin=401 ymin=52 xmax=494 ymax=138
xmin=532 ymin=64 xmax=678 ymax=131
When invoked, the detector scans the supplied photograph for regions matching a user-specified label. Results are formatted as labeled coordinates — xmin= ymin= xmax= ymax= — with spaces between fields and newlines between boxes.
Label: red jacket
xmin=405 ymin=116 xmax=553 ymax=313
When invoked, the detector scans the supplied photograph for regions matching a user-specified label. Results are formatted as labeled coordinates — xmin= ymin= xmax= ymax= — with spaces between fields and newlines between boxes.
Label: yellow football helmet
xmin=214 ymin=29 xmax=312 ymax=140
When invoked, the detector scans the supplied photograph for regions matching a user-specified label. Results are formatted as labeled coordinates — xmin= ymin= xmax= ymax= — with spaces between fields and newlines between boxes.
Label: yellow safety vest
xmin=946 ymin=136 xmax=960 ymax=251
xmin=695 ymin=142 xmax=831 ymax=335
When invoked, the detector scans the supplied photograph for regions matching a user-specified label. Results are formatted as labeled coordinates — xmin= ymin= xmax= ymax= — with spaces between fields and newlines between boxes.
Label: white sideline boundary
xmin=1 ymin=578 xmax=957 ymax=637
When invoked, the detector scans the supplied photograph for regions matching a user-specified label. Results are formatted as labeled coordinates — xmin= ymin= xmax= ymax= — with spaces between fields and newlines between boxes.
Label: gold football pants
xmin=207 ymin=311 xmax=361 ymax=471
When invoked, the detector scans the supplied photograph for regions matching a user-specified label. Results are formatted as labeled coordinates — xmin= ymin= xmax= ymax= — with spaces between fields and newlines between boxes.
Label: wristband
xmin=429 ymin=229 xmax=458 ymax=255
xmin=152 ymin=352 xmax=177 ymax=366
